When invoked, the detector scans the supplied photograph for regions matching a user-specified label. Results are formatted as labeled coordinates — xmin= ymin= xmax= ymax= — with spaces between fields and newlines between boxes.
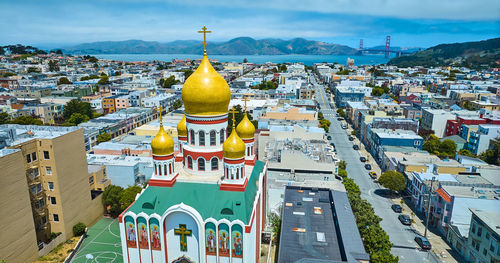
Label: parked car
xmin=327 ymin=135 xmax=332 ymax=140
xmin=353 ymin=145 xmax=359 ymax=150
xmin=337 ymin=117 xmax=343 ymax=121
xmin=364 ymin=164 xmax=371 ymax=170
xmin=414 ymin=236 xmax=432 ymax=250
xmin=341 ymin=124 xmax=347 ymax=129
xmin=349 ymin=136 xmax=354 ymax=141
xmin=391 ymin=204 xmax=402 ymax=213
xmin=398 ymin=214 xmax=411 ymax=225
xmin=369 ymin=171 xmax=377 ymax=179
xmin=360 ymin=156 xmax=367 ymax=162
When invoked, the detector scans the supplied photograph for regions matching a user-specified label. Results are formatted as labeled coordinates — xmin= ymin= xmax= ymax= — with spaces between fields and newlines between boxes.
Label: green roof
xmin=126 ymin=161 xmax=265 ymax=224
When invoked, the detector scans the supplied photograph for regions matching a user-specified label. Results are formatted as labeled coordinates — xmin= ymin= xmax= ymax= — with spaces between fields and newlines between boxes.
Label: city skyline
xmin=1 ymin=0 xmax=498 ymax=48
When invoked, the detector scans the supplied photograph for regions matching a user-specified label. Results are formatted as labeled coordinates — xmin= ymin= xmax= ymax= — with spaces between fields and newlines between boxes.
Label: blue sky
xmin=0 ymin=0 xmax=498 ymax=48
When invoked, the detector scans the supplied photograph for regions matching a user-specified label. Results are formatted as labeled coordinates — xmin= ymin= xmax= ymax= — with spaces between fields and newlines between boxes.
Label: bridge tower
xmin=385 ymin=36 xmax=391 ymax=58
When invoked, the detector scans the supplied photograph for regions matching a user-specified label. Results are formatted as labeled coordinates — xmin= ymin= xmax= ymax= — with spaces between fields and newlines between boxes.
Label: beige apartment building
xmin=0 ymin=149 xmax=39 ymax=263
xmin=0 ymin=125 xmax=108 ymax=261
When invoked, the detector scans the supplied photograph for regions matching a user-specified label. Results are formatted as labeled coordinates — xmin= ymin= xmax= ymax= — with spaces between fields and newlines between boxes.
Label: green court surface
xmin=71 ymin=217 xmax=123 ymax=263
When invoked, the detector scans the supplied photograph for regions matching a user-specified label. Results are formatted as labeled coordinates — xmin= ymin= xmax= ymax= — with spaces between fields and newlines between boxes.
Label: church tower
xmin=236 ymin=97 xmax=257 ymax=165
xmin=149 ymin=106 xmax=177 ymax=186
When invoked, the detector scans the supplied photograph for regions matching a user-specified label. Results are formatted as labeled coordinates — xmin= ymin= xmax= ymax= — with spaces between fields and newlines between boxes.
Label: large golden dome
xmin=151 ymin=125 xmax=174 ymax=156
xmin=223 ymin=129 xmax=246 ymax=159
xmin=181 ymin=54 xmax=231 ymax=116
xmin=236 ymin=113 xmax=255 ymax=139
xmin=177 ymin=115 xmax=187 ymax=137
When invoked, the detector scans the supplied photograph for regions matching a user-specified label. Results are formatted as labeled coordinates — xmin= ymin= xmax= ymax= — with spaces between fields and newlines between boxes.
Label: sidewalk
xmin=392 ymin=198 xmax=461 ymax=263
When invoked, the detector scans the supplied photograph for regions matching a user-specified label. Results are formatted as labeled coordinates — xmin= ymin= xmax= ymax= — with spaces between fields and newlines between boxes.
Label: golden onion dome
xmin=151 ymin=125 xmax=174 ymax=156
xmin=181 ymin=54 xmax=231 ymax=115
xmin=176 ymin=115 xmax=187 ymax=137
xmin=223 ymin=129 xmax=246 ymax=159
xmin=236 ymin=113 xmax=255 ymax=139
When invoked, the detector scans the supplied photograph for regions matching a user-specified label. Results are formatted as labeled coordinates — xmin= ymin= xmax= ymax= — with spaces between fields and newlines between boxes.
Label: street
xmin=311 ymin=75 xmax=440 ymax=263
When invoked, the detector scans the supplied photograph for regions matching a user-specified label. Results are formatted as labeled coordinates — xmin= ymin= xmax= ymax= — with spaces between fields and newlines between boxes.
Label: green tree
xmin=9 ymin=115 xmax=43 ymax=125
xmin=422 ymin=135 xmax=440 ymax=154
xmin=97 ymin=133 xmax=112 ymax=143
xmin=243 ymin=58 xmax=248 ymax=63
xmin=479 ymin=139 xmax=500 ymax=165
xmin=172 ymin=99 xmax=182 ymax=110
xmin=458 ymin=149 xmax=476 ymax=157
xmin=317 ymin=111 xmax=324 ymax=119
xmin=63 ymin=99 xmax=93 ymax=119
xmin=72 ymin=222 xmax=86 ymax=236
xmin=27 ymin=67 xmax=40 ymax=73
xmin=120 ymin=185 xmax=143 ymax=210
xmin=320 ymin=119 xmax=331 ymax=133
xmin=182 ymin=69 xmax=193 ymax=79
xmin=338 ymin=160 xmax=347 ymax=170
xmin=66 ymin=113 xmax=89 ymax=125
xmin=57 ymin=77 xmax=72 ymax=85
xmin=0 ymin=112 xmax=9 ymax=124
xmin=279 ymin=64 xmax=287 ymax=72
xmin=97 ymin=75 xmax=110 ymax=85
xmin=338 ymin=169 xmax=347 ymax=178
xmin=48 ymin=60 xmax=59 ymax=72
xmin=378 ymin=171 xmax=406 ymax=193
xmin=336 ymin=108 xmax=345 ymax=118
xmin=102 ymin=185 xmax=124 ymax=217
xmin=439 ymin=139 xmax=457 ymax=157
xmin=159 ymin=76 xmax=179 ymax=89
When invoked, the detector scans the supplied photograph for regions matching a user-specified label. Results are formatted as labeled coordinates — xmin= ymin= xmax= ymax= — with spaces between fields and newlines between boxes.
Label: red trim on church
xmin=242 ymin=138 xmax=254 ymax=143
xmin=245 ymin=155 xmax=257 ymax=165
xmin=219 ymin=177 xmax=248 ymax=192
xmin=175 ymin=155 xmax=183 ymax=162
xmin=183 ymin=148 xmax=223 ymax=160
xmin=178 ymin=136 xmax=187 ymax=141
xmin=148 ymin=173 xmax=178 ymax=187
xmin=223 ymin=157 xmax=245 ymax=164
xmin=245 ymin=204 xmax=255 ymax=233
xmin=153 ymin=154 xmax=174 ymax=161
xmin=186 ymin=117 xmax=228 ymax=125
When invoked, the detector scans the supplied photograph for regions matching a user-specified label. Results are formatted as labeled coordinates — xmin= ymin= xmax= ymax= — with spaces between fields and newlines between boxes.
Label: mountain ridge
xmin=61 ymin=37 xmax=361 ymax=55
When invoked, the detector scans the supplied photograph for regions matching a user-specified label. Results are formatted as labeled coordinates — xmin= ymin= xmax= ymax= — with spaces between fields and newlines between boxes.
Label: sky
xmin=0 ymin=0 xmax=499 ymax=49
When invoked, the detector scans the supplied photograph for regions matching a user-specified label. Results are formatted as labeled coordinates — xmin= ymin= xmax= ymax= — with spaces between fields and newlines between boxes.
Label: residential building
xmin=445 ymin=116 xmax=487 ymax=137
xmin=421 ymin=109 xmax=457 ymax=138
xmin=465 ymin=209 xmax=500 ymax=263
xmin=87 ymin=164 xmax=110 ymax=191
xmin=12 ymin=86 xmax=52 ymax=99
xmin=277 ymin=186 xmax=370 ymax=263
xmin=465 ymin=124 xmax=500 ymax=154
xmin=102 ymin=95 xmax=117 ymax=113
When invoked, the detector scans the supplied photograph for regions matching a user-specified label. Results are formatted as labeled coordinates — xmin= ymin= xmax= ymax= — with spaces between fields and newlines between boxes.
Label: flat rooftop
xmin=278 ymin=186 xmax=369 ymax=263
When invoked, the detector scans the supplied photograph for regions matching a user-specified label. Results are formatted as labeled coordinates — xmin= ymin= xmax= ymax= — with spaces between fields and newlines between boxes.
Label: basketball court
xmin=71 ymin=217 xmax=123 ymax=263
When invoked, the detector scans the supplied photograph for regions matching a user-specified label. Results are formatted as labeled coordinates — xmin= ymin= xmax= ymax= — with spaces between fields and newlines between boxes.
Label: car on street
xmin=364 ymin=164 xmax=371 ymax=170
xmin=337 ymin=117 xmax=343 ymax=121
xmin=327 ymin=135 xmax=332 ymax=140
xmin=360 ymin=156 xmax=366 ymax=162
xmin=398 ymin=214 xmax=411 ymax=225
xmin=369 ymin=171 xmax=377 ymax=179
xmin=391 ymin=204 xmax=402 ymax=213
xmin=353 ymin=145 xmax=359 ymax=150
xmin=414 ymin=236 xmax=432 ymax=250
xmin=348 ymin=136 xmax=354 ymax=141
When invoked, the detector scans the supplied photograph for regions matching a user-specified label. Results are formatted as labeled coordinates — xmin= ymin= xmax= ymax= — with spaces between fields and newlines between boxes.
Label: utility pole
xmin=424 ymin=176 xmax=435 ymax=238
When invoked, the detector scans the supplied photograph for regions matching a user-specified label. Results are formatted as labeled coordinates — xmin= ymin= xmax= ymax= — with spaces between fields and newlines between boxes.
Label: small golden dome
xmin=177 ymin=115 xmax=187 ymax=137
xmin=223 ymin=129 xmax=246 ymax=159
xmin=181 ymin=55 xmax=231 ymax=116
xmin=151 ymin=125 xmax=174 ymax=156
xmin=236 ymin=113 xmax=255 ymax=139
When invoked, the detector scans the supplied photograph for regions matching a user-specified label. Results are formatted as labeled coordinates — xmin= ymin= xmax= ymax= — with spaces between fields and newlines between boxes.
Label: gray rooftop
xmin=278 ymin=186 xmax=369 ymax=263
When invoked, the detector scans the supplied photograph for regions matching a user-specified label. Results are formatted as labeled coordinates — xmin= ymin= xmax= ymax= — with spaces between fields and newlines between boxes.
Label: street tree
xmin=63 ymin=99 xmax=93 ymax=119
xmin=102 ymin=185 xmax=124 ymax=217
xmin=120 ymin=185 xmax=143 ymax=210
xmin=439 ymin=139 xmax=457 ymax=157
xmin=66 ymin=113 xmax=89 ymax=125
xmin=97 ymin=133 xmax=112 ymax=143
xmin=57 ymin=77 xmax=72 ymax=85
xmin=378 ymin=171 xmax=406 ymax=193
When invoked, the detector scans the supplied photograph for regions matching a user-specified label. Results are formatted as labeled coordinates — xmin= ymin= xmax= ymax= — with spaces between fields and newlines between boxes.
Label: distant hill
xmin=388 ymin=38 xmax=500 ymax=68
xmin=61 ymin=37 xmax=360 ymax=55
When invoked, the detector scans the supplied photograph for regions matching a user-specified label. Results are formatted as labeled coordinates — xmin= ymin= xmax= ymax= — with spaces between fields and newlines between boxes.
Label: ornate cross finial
xmin=229 ymin=107 xmax=237 ymax=128
xmin=197 ymin=26 xmax=212 ymax=54
xmin=242 ymin=95 xmax=249 ymax=113
xmin=157 ymin=106 xmax=163 ymax=126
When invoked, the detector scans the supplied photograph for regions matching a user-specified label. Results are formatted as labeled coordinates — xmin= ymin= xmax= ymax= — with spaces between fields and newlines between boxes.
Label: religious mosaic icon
xmin=205 ymin=222 xmax=217 ymax=255
xmin=218 ymin=223 xmax=230 ymax=257
xmin=150 ymin=218 xmax=161 ymax=250
xmin=125 ymin=216 xmax=137 ymax=248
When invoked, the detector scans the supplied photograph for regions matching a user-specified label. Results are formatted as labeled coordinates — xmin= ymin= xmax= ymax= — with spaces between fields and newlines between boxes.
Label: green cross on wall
xmin=174 ymin=224 xmax=192 ymax=252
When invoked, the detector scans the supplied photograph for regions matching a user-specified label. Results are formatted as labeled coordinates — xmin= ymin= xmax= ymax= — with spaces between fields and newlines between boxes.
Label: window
xmin=220 ymin=129 xmax=224 ymax=144
xmin=211 ymin=158 xmax=218 ymax=170
xmin=89 ymin=176 xmax=94 ymax=185
xmin=43 ymin=151 xmax=50 ymax=159
xmin=50 ymin=196 xmax=56 ymax=205
xmin=199 ymin=131 xmax=205 ymax=146
xmin=472 ymin=224 xmax=476 ymax=234
xmin=483 ymin=248 xmax=487 ymax=256
xmin=27 ymin=154 xmax=32 ymax=163
xmin=46 ymin=166 xmax=52 ymax=175
xmin=190 ymin=130 xmax=195 ymax=145
xmin=53 ymin=214 xmax=59 ymax=222
xmin=198 ymin=158 xmax=205 ymax=171
xmin=210 ymin=131 xmax=216 ymax=146
xmin=444 ymin=216 xmax=449 ymax=223
xmin=478 ymin=227 xmax=482 ymax=237
xmin=48 ymin=182 xmax=54 ymax=190
xmin=486 ymin=233 xmax=490 ymax=240
xmin=187 ymin=156 xmax=193 ymax=169
xmin=32 ymin=152 xmax=37 ymax=161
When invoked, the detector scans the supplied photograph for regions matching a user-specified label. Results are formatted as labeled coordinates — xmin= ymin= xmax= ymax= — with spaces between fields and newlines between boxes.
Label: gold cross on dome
xmin=157 ymin=106 xmax=163 ymax=125
xmin=197 ymin=26 xmax=211 ymax=53
xmin=242 ymin=96 xmax=249 ymax=112
xmin=229 ymin=107 xmax=237 ymax=127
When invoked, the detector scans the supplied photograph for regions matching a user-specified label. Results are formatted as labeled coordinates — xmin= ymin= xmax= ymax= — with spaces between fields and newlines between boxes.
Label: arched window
xmin=210 ymin=131 xmax=216 ymax=146
xmin=236 ymin=168 xmax=239 ymax=179
xmin=187 ymin=156 xmax=193 ymax=169
xmin=190 ymin=130 xmax=195 ymax=145
xmin=199 ymin=131 xmax=205 ymax=146
xmin=220 ymin=129 xmax=224 ymax=144
xmin=155 ymin=164 xmax=158 ymax=176
xmin=164 ymin=164 xmax=167 ymax=175
xmin=211 ymin=157 xmax=218 ymax=170
xmin=169 ymin=163 xmax=172 ymax=174
xmin=198 ymin=158 xmax=205 ymax=171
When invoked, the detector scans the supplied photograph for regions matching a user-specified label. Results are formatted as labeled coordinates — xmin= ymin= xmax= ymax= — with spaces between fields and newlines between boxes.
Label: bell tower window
xmin=199 ymin=131 xmax=205 ymax=146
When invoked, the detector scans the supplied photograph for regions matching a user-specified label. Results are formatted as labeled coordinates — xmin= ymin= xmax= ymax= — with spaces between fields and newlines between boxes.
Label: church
xmin=119 ymin=27 xmax=267 ymax=263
